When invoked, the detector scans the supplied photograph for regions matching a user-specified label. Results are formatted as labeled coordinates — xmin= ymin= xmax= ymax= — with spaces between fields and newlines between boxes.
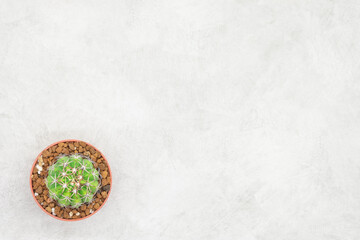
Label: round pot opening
xmin=30 ymin=139 xmax=112 ymax=221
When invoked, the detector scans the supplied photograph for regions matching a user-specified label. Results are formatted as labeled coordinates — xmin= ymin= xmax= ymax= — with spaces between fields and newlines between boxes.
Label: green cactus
xmin=45 ymin=155 xmax=100 ymax=208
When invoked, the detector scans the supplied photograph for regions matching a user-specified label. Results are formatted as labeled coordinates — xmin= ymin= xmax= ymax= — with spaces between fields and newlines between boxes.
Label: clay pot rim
xmin=30 ymin=139 xmax=112 ymax=221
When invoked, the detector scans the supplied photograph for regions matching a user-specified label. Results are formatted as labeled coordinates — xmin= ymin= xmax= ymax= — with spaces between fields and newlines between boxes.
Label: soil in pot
xmin=31 ymin=140 xmax=111 ymax=220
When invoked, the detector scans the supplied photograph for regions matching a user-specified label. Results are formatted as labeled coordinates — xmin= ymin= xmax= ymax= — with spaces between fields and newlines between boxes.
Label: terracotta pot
xmin=30 ymin=139 xmax=112 ymax=221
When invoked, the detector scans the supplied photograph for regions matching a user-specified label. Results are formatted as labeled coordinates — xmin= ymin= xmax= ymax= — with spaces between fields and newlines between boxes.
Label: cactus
xmin=45 ymin=155 xmax=100 ymax=208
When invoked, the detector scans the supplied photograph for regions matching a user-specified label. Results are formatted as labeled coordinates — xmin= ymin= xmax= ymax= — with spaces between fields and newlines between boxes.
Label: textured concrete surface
xmin=1 ymin=1 xmax=360 ymax=239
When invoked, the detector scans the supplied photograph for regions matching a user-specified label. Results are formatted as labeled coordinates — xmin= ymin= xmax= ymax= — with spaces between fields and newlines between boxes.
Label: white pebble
xmin=69 ymin=212 xmax=73 ymax=217
xmin=89 ymin=209 xmax=94 ymax=213
xmin=36 ymin=164 xmax=43 ymax=172
xmin=76 ymin=212 xmax=80 ymax=216
xmin=34 ymin=193 xmax=38 ymax=196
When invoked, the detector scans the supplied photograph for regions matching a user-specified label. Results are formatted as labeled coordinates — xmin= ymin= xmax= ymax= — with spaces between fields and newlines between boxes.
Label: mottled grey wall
xmin=1 ymin=0 xmax=360 ymax=239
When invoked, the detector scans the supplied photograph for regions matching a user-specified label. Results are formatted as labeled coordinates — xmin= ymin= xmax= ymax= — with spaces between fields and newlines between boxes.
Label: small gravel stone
xmin=101 ymin=171 xmax=108 ymax=178
xmin=101 ymin=191 xmax=107 ymax=198
xmin=36 ymin=186 xmax=43 ymax=194
xmin=102 ymin=178 xmax=108 ymax=185
xmin=89 ymin=147 xmax=96 ymax=154
xmin=56 ymin=147 xmax=62 ymax=153
xmin=36 ymin=164 xmax=43 ymax=172
xmin=102 ymin=185 xmax=111 ymax=191
xmin=98 ymin=163 xmax=106 ymax=170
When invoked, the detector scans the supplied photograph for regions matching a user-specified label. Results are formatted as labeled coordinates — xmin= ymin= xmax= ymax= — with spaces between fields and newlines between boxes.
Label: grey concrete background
xmin=1 ymin=0 xmax=360 ymax=239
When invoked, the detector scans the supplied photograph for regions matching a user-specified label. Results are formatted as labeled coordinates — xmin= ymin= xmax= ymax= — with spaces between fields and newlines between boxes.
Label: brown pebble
xmin=74 ymin=142 xmax=79 ymax=147
xmin=101 ymin=191 xmax=107 ymax=198
xmin=45 ymin=206 xmax=52 ymax=213
xmin=93 ymin=162 xmax=98 ymax=168
xmin=89 ymin=147 xmax=96 ymax=154
xmin=86 ymin=145 xmax=90 ymax=150
xmin=80 ymin=142 xmax=86 ymax=147
xmin=58 ymin=142 xmax=64 ymax=147
xmin=55 ymin=206 xmax=60 ymax=215
xmin=69 ymin=143 xmax=75 ymax=150
xmin=94 ymin=203 xmax=100 ymax=210
xmin=81 ymin=205 xmax=86 ymax=211
xmin=43 ymin=151 xmax=49 ymax=157
xmin=51 ymin=145 xmax=57 ymax=152
xmin=36 ymin=186 xmax=43 ymax=194
xmin=79 ymin=146 xmax=84 ymax=152
xmin=102 ymin=178 xmax=108 ymax=185
xmin=85 ymin=209 xmax=90 ymax=215
xmin=56 ymin=147 xmax=62 ymax=153
xmin=102 ymin=185 xmax=111 ymax=191
xmin=62 ymin=148 xmax=69 ymax=155
xmin=49 ymin=203 xmax=55 ymax=208
xmin=99 ymin=163 xmax=106 ymax=170
xmin=101 ymin=171 xmax=108 ymax=178
xmin=81 ymin=212 xmax=85 ymax=217
xmin=36 ymin=178 xmax=42 ymax=184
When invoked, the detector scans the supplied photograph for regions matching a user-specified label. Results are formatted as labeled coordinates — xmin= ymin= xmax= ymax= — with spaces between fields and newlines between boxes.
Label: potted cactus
xmin=30 ymin=140 xmax=112 ymax=221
